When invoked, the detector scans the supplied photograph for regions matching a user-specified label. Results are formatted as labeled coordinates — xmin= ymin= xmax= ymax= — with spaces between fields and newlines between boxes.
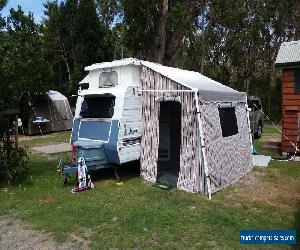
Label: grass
xmin=0 ymin=126 xmax=299 ymax=248
xmin=262 ymin=122 xmax=282 ymax=135
xmin=19 ymin=131 xmax=71 ymax=147
xmin=252 ymin=123 xmax=282 ymax=157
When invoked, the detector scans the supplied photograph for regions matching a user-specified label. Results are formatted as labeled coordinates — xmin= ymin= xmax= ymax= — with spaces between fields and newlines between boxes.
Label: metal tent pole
xmin=194 ymin=91 xmax=212 ymax=200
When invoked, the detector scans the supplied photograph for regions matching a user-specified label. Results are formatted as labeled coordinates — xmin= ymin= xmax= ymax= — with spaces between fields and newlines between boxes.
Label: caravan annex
xmin=139 ymin=62 xmax=253 ymax=197
xmin=73 ymin=58 xmax=253 ymax=197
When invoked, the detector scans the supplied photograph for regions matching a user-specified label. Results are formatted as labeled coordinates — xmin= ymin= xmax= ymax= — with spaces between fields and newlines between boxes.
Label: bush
xmin=0 ymin=139 xmax=30 ymax=185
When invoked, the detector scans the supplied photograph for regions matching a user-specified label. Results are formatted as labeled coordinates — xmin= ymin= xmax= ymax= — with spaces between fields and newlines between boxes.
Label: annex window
xmin=218 ymin=107 xmax=238 ymax=137
xmin=294 ymin=68 xmax=300 ymax=92
xmin=80 ymin=95 xmax=115 ymax=118
xmin=99 ymin=71 xmax=118 ymax=87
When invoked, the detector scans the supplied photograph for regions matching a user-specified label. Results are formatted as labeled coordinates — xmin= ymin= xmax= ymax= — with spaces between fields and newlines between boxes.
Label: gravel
xmin=0 ymin=216 xmax=88 ymax=250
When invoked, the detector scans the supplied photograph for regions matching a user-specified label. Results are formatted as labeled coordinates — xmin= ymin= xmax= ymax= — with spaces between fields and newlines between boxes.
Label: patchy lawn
xmin=19 ymin=130 xmax=71 ymax=147
xmin=0 ymin=126 xmax=299 ymax=248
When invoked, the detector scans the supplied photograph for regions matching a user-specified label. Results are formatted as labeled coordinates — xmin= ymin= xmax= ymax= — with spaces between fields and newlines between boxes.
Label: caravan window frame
xmin=80 ymin=95 xmax=116 ymax=119
xmin=99 ymin=71 xmax=118 ymax=87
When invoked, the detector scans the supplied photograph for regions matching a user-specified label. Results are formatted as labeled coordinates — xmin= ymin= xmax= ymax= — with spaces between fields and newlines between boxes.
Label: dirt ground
xmin=232 ymin=169 xmax=300 ymax=212
xmin=0 ymin=216 xmax=90 ymax=250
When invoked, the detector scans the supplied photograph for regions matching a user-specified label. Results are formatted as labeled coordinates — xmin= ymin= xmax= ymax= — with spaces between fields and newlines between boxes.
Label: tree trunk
xmin=61 ymin=54 xmax=71 ymax=81
xmin=152 ymin=0 xmax=168 ymax=64
xmin=164 ymin=1 xmax=202 ymax=66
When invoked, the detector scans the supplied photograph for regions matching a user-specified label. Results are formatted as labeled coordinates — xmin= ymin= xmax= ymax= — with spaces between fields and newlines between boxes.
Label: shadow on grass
xmin=90 ymin=161 xmax=140 ymax=182
xmin=57 ymin=160 xmax=141 ymax=187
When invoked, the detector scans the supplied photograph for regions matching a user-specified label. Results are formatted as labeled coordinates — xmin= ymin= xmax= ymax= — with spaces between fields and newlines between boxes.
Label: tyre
xmin=254 ymin=122 xmax=262 ymax=139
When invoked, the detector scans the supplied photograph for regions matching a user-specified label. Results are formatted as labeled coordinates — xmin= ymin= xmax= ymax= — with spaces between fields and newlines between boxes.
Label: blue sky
xmin=2 ymin=0 xmax=62 ymax=23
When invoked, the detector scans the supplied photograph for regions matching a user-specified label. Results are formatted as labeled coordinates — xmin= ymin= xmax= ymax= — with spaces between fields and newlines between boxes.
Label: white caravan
xmin=71 ymin=58 xmax=142 ymax=169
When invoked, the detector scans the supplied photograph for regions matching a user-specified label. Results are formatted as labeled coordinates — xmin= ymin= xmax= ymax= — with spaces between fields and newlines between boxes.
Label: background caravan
xmin=69 ymin=58 xmax=252 ymax=197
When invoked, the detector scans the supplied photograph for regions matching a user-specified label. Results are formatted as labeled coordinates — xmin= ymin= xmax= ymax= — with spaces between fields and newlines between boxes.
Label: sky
xmin=2 ymin=0 xmax=62 ymax=23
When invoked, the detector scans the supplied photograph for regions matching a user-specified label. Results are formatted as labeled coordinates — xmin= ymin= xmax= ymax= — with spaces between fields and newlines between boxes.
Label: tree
xmin=0 ymin=7 xmax=53 ymax=111
xmin=102 ymin=0 xmax=205 ymax=66
xmin=0 ymin=5 xmax=44 ymax=185
xmin=43 ymin=0 xmax=114 ymax=96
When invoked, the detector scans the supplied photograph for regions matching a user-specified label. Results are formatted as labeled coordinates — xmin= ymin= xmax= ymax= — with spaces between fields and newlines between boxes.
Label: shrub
xmin=0 ymin=139 xmax=30 ymax=185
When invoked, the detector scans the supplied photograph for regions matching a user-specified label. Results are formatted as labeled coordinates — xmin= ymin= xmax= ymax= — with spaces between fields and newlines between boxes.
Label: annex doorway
xmin=157 ymin=101 xmax=181 ymax=186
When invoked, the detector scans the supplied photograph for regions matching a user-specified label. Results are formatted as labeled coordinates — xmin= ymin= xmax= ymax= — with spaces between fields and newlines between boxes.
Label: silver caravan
xmin=71 ymin=58 xmax=142 ymax=170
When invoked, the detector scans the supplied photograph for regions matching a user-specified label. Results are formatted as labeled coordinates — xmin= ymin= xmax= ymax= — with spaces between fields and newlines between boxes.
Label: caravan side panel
xmin=118 ymin=86 xmax=142 ymax=164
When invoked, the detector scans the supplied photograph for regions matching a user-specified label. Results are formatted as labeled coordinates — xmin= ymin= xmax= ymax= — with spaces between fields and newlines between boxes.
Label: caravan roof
xmin=84 ymin=58 xmax=246 ymax=103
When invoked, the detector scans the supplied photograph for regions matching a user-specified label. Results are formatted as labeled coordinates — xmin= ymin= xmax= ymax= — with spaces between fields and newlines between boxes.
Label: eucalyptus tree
xmin=43 ymin=0 xmax=113 ymax=96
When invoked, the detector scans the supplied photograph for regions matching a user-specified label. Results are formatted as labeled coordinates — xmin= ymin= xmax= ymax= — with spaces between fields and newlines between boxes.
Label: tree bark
xmin=152 ymin=0 xmax=168 ymax=64
xmin=61 ymin=53 xmax=71 ymax=82
xmin=163 ymin=1 xmax=202 ymax=66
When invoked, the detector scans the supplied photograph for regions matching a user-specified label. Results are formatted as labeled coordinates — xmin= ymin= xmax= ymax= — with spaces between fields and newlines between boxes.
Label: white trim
xmin=246 ymin=103 xmax=254 ymax=166
xmin=194 ymin=91 xmax=212 ymax=200
xmin=217 ymin=102 xmax=237 ymax=108
xmin=138 ymin=89 xmax=197 ymax=92
xmin=155 ymin=96 xmax=181 ymax=102
xmin=77 ymin=120 xmax=81 ymax=141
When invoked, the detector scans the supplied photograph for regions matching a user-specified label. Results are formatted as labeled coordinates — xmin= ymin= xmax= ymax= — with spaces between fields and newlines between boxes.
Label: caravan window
xmin=80 ymin=96 xmax=115 ymax=118
xmin=218 ymin=107 xmax=238 ymax=137
xmin=99 ymin=71 xmax=118 ymax=87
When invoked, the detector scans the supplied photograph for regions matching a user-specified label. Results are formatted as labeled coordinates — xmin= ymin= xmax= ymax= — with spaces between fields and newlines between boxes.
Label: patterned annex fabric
xmin=200 ymin=103 xmax=252 ymax=193
xmin=140 ymin=66 xmax=206 ymax=193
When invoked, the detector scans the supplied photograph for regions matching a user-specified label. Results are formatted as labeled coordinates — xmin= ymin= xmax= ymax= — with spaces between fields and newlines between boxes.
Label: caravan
xmin=70 ymin=58 xmax=143 ymax=170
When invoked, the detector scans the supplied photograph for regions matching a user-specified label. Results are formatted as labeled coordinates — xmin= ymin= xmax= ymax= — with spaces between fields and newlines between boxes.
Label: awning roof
xmin=141 ymin=61 xmax=246 ymax=102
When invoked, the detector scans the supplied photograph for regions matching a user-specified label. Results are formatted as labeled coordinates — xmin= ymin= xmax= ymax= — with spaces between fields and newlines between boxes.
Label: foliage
xmin=1 ymin=7 xmax=53 ymax=109
xmin=0 ymin=4 xmax=47 ymax=186
xmin=0 ymin=5 xmax=53 ymax=139
xmin=96 ymin=0 xmax=298 ymax=119
xmin=43 ymin=0 xmax=114 ymax=98
xmin=0 ymin=139 xmax=29 ymax=185
xmin=1 ymin=0 xmax=299 ymax=122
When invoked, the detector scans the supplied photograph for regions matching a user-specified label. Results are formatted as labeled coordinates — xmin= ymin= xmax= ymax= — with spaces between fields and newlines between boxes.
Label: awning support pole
xmin=194 ymin=91 xmax=212 ymax=200
xmin=246 ymin=104 xmax=254 ymax=165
